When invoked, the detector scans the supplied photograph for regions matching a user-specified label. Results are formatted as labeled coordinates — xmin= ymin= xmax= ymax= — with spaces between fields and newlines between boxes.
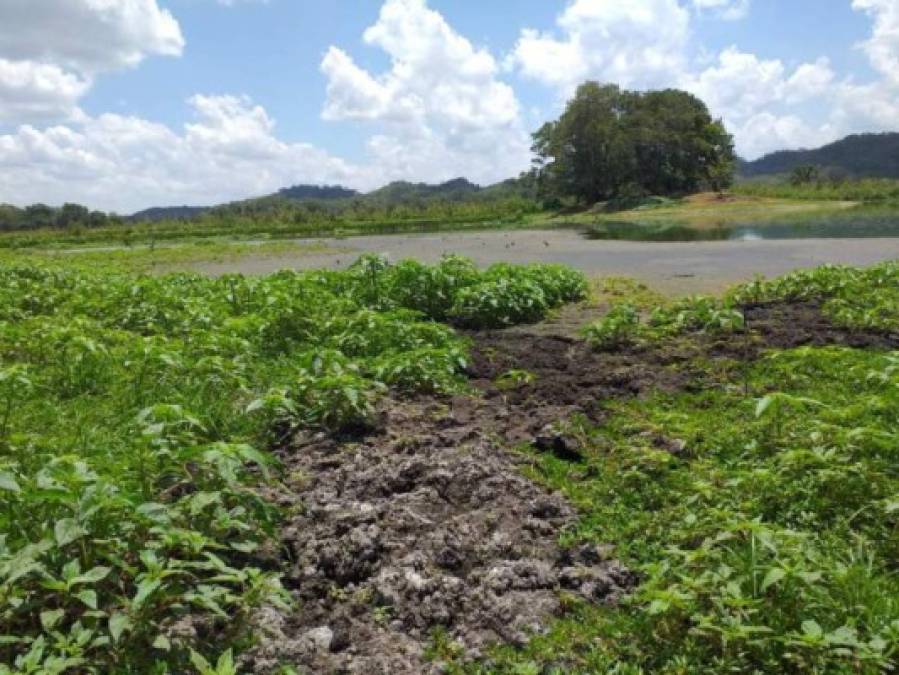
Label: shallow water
xmin=584 ymin=206 xmax=899 ymax=242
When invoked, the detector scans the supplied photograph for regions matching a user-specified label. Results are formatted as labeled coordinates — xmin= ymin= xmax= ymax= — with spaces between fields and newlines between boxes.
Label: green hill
xmin=739 ymin=132 xmax=899 ymax=179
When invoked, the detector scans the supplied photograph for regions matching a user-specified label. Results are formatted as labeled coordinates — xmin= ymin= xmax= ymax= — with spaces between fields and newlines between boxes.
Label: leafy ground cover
xmin=3 ymin=247 xmax=898 ymax=674
xmin=459 ymin=262 xmax=899 ymax=673
xmin=0 ymin=255 xmax=585 ymax=673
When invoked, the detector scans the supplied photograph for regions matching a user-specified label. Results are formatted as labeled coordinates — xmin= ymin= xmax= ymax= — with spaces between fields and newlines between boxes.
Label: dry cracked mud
xmin=243 ymin=300 xmax=898 ymax=674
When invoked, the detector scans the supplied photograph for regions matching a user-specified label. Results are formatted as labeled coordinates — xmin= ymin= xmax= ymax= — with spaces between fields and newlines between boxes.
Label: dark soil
xmin=244 ymin=398 xmax=635 ymax=674
xmin=741 ymin=300 xmax=899 ymax=350
xmin=243 ymin=300 xmax=898 ymax=674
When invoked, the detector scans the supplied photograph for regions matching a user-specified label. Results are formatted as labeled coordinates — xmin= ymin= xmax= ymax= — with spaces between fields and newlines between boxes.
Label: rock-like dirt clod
xmin=244 ymin=394 xmax=635 ymax=674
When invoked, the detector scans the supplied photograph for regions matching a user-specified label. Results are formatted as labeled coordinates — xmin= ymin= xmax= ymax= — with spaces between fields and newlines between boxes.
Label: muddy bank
xmin=244 ymin=301 xmax=898 ymax=674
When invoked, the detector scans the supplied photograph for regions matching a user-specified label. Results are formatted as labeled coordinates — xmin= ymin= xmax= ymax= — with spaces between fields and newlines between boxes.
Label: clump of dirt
xmin=244 ymin=299 xmax=898 ymax=674
xmin=244 ymin=398 xmax=634 ymax=674
xmin=466 ymin=332 xmax=685 ymax=441
xmin=741 ymin=301 xmax=898 ymax=350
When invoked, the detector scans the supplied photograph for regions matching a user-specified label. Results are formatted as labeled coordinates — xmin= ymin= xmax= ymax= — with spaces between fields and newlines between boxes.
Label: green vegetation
xmin=0 ymin=194 xmax=540 ymax=249
xmin=464 ymin=262 xmax=899 ymax=673
xmin=570 ymin=192 xmax=859 ymax=230
xmin=0 ymin=240 xmax=342 ymax=274
xmin=734 ymin=177 xmax=899 ymax=202
xmin=530 ymin=82 xmax=734 ymax=204
xmin=739 ymin=132 xmax=899 ymax=180
xmin=584 ymin=294 xmax=744 ymax=349
xmin=0 ymin=255 xmax=585 ymax=672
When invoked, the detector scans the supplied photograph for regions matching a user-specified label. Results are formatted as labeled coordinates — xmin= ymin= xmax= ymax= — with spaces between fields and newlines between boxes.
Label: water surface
xmin=584 ymin=206 xmax=899 ymax=242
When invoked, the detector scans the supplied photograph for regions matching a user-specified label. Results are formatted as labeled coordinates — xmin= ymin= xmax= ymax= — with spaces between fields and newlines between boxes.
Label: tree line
xmin=0 ymin=202 xmax=122 ymax=232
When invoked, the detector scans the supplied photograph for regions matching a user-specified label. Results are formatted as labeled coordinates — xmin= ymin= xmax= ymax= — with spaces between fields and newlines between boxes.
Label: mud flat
xmin=190 ymin=230 xmax=899 ymax=295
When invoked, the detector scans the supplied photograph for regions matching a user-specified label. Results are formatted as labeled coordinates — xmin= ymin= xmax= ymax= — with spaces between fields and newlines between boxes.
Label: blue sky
xmin=0 ymin=0 xmax=897 ymax=212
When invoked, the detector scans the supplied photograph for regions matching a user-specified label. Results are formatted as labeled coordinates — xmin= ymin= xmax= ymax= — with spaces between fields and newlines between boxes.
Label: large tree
xmin=531 ymin=82 xmax=735 ymax=204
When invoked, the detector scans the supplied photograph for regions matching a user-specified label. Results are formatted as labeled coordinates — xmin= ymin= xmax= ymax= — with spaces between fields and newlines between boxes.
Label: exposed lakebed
xmin=189 ymin=228 xmax=899 ymax=295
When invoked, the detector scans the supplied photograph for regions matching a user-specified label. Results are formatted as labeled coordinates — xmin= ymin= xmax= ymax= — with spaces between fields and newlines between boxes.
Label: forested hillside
xmin=739 ymin=133 xmax=899 ymax=179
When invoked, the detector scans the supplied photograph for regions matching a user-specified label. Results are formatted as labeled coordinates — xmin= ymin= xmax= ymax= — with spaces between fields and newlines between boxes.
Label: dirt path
xmin=190 ymin=230 xmax=899 ymax=295
xmin=244 ymin=302 xmax=899 ymax=674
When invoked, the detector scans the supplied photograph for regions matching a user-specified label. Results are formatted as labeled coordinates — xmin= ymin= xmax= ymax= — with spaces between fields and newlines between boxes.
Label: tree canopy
xmin=530 ymin=82 xmax=735 ymax=204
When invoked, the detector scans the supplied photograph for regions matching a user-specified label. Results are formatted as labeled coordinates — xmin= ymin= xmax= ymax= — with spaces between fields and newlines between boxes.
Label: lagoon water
xmin=583 ymin=206 xmax=899 ymax=242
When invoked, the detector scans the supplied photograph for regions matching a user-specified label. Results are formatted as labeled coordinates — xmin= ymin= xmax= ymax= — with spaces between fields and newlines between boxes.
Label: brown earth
xmin=243 ymin=301 xmax=898 ymax=674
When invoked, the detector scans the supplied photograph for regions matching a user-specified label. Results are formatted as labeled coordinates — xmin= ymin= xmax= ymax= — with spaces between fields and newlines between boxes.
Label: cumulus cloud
xmin=3 ymin=0 xmax=899 ymax=209
xmin=320 ymin=0 xmax=530 ymax=186
xmin=0 ymin=0 xmax=183 ymax=73
xmin=509 ymin=0 xmax=690 ymax=94
xmin=852 ymin=0 xmax=899 ymax=86
xmin=507 ymin=0 xmax=899 ymax=159
xmin=0 ymin=0 xmax=184 ymax=123
xmin=680 ymin=48 xmax=838 ymax=154
xmin=0 ymin=59 xmax=91 ymax=123
xmin=733 ymin=113 xmax=839 ymax=160
xmin=0 ymin=95 xmax=363 ymax=213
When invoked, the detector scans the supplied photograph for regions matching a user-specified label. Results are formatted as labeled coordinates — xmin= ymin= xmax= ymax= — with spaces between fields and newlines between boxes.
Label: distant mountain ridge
xmin=128 ymin=177 xmax=523 ymax=221
xmin=128 ymin=205 xmax=210 ymax=222
xmin=739 ymin=132 xmax=899 ymax=179
xmin=275 ymin=185 xmax=360 ymax=201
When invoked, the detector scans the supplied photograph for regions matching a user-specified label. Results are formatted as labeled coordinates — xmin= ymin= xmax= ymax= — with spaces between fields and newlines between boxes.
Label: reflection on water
xmin=583 ymin=207 xmax=899 ymax=242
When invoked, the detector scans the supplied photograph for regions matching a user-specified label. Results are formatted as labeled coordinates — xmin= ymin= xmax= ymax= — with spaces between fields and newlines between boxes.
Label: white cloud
xmin=852 ymin=0 xmax=899 ymax=86
xmin=0 ymin=0 xmax=183 ymax=73
xmin=0 ymin=59 xmax=91 ymax=123
xmin=320 ymin=0 xmax=530 ymax=186
xmin=0 ymin=0 xmax=184 ymax=124
xmin=733 ymin=112 xmax=839 ymax=159
xmin=508 ymin=0 xmax=898 ymax=159
xmin=0 ymin=95 xmax=363 ymax=213
xmin=680 ymin=49 xmax=839 ymax=157
xmin=692 ymin=0 xmax=750 ymax=21
xmin=509 ymin=0 xmax=690 ymax=93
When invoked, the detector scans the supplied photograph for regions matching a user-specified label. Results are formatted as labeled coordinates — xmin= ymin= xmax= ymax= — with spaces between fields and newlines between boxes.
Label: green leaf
xmin=802 ymin=620 xmax=823 ymax=639
xmin=755 ymin=395 xmax=775 ymax=418
xmin=0 ymin=471 xmax=21 ymax=493
xmin=108 ymin=613 xmax=130 ymax=643
xmin=72 ymin=566 xmax=111 ymax=586
xmin=216 ymin=649 xmax=236 ymax=675
xmin=152 ymin=634 xmax=171 ymax=651
xmin=761 ymin=567 xmax=786 ymax=592
xmin=40 ymin=609 xmax=65 ymax=631
xmin=190 ymin=649 xmax=213 ymax=673
xmin=230 ymin=541 xmax=258 ymax=554
xmin=75 ymin=590 xmax=98 ymax=610
xmin=54 ymin=518 xmax=85 ymax=547
xmin=132 ymin=578 xmax=161 ymax=609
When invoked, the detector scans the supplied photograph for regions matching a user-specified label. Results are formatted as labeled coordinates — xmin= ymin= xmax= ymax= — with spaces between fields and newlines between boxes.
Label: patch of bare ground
xmin=243 ymin=300 xmax=898 ymax=674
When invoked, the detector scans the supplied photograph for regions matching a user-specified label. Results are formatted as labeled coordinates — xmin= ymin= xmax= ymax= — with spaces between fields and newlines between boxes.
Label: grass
xmin=0 ymin=239 xmax=344 ymax=275
xmin=734 ymin=178 xmax=899 ymax=202
xmin=577 ymin=193 xmax=859 ymax=230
